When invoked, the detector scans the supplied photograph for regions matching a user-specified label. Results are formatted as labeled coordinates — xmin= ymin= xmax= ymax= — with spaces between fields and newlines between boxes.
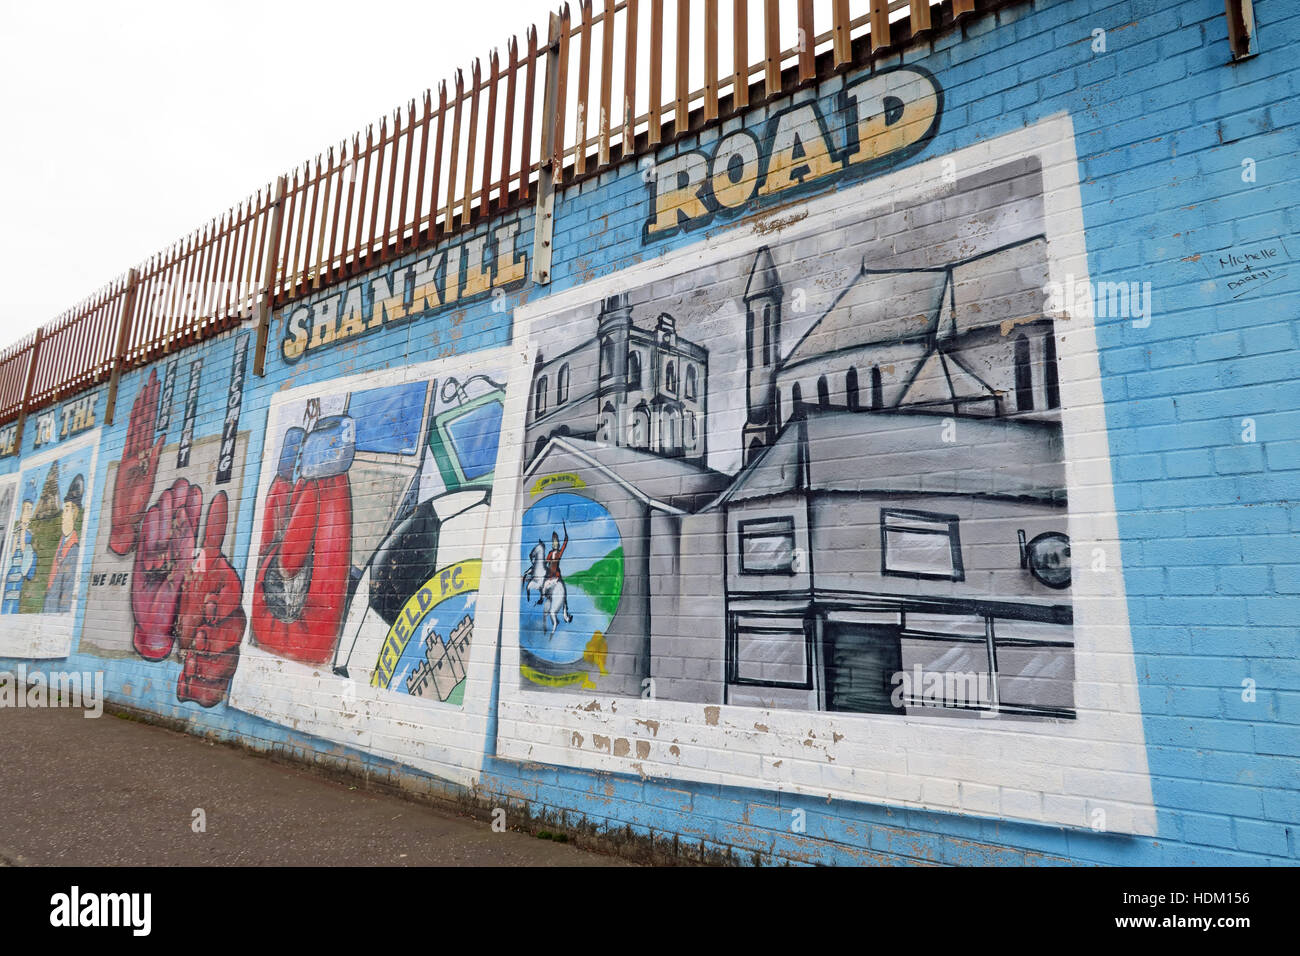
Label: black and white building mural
xmin=515 ymin=157 xmax=1073 ymax=720
xmin=491 ymin=117 xmax=1156 ymax=833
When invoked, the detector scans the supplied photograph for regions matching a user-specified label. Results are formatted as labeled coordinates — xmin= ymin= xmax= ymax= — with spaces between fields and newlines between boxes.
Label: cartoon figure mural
xmin=42 ymin=473 xmax=83 ymax=614
xmin=3 ymin=484 xmax=38 ymax=614
xmin=0 ymin=431 xmax=98 ymax=659
xmin=0 ymin=478 xmax=15 ymax=603
xmin=2 ymin=449 xmax=93 ymax=617
xmin=83 ymin=339 xmax=251 ymax=707
xmin=523 ymin=521 xmax=575 ymax=634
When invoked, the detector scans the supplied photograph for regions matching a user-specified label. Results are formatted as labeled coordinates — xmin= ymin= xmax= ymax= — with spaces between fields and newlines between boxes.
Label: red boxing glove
xmin=251 ymin=472 xmax=352 ymax=664
xmin=110 ymin=368 xmax=166 ymax=556
xmin=131 ymin=478 xmax=202 ymax=661
xmin=176 ymin=491 xmax=246 ymax=707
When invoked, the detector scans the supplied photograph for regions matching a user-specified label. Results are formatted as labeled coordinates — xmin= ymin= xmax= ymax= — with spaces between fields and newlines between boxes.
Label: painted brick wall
xmin=1 ymin=0 xmax=1296 ymax=866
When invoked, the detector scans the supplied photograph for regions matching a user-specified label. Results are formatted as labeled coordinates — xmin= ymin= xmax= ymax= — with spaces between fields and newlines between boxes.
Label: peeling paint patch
xmin=999 ymin=312 xmax=1046 ymax=337
xmin=752 ymin=209 xmax=810 ymax=236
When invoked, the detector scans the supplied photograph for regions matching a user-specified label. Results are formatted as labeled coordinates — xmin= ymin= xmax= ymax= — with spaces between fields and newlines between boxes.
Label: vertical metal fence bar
xmin=103 ymin=269 xmax=139 ymax=425
xmin=648 ymin=0 xmax=663 ymax=144
xmin=598 ymin=0 xmax=615 ymax=167
xmin=870 ymin=0 xmax=891 ymax=51
xmin=382 ymin=111 xmax=401 ymax=260
xmin=574 ymin=1 xmax=593 ymax=177
xmin=797 ymin=0 xmax=815 ymax=82
xmin=482 ymin=53 xmax=500 ymax=216
xmin=732 ymin=0 xmax=749 ymax=110
xmin=444 ymin=70 xmax=465 ymax=234
xmin=427 ymin=83 xmax=447 ymax=239
xmin=499 ymin=40 xmax=519 ymax=212
xmin=910 ymin=0 xmax=932 ymax=35
xmin=764 ymin=0 xmax=781 ymax=98
xmin=833 ymin=0 xmax=852 ymax=65
xmin=254 ymin=176 xmax=289 ymax=376
xmin=519 ymin=27 xmax=538 ymax=203
xmin=704 ymin=0 xmax=718 ymax=121
xmin=675 ymin=0 xmax=689 ymax=134
xmin=622 ymin=0 xmax=640 ymax=151
xmin=462 ymin=60 xmax=482 ymax=226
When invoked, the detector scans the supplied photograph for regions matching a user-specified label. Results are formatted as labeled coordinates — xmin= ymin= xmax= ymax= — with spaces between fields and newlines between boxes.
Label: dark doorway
xmin=823 ymin=622 xmax=904 ymax=715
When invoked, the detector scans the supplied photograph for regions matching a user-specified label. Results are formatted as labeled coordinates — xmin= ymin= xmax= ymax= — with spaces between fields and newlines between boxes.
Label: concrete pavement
xmin=0 ymin=706 xmax=628 ymax=866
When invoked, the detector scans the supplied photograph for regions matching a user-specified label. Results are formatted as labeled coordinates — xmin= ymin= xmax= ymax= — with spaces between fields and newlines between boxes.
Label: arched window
xmin=665 ymin=361 xmax=677 ymax=393
xmin=1044 ymin=332 xmax=1060 ymax=409
xmin=631 ymin=403 xmax=650 ymax=448
xmin=846 ymin=367 xmax=860 ymax=411
xmin=556 ymin=364 xmax=570 ymax=404
xmin=661 ymin=408 xmax=681 ymax=451
xmin=534 ymin=376 xmax=548 ymax=416
xmin=871 ymin=366 xmax=883 ymax=410
xmin=685 ymin=364 xmax=697 ymax=400
xmin=600 ymin=339 xmax=614 ymax=380
xmin=817 ymin=374 xmax=830 ymax=407
xmin=627 ymin=351 xmax=641 ymax=388
xmin=599 ymin=402 xmax=616 ymax=444
xmin=791 ymin=382 xmax=803 ymax=415
xmin=1014 ymin=334 xmax=1034 ymax=411
xmin=685 ymin=411 xmax=698 ymax=447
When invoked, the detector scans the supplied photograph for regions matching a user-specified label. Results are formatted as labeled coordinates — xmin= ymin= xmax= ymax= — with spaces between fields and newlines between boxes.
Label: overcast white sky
xmin=0 ymin=0 xmax=555 ymax=344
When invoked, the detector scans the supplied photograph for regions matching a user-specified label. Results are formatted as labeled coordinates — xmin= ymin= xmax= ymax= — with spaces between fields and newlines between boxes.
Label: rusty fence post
xmin=12 ymin=328 xmax=44 ymax=450
xmin=254 ymin=175 xmax=289 ymax=377
xmin=531 ymin=12 xmax=564 ymax=286
xmin=103 ymin=269 xmax=140 ymax=426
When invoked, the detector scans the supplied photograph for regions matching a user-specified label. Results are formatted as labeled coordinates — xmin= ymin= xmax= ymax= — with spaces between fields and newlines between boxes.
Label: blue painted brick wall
xmin=1 ymin=0 xmax=1296 ymax=865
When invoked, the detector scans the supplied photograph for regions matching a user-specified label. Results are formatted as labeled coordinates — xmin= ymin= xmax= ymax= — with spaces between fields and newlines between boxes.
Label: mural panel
xmin=82 ymin=340 xmax=250 ymax=709
xmin=0 ymin=430 xmax=99 ymax=658
xmin=513 ymin=158 xmax=1071 ymax=716
xmin=491 ymin=116 xmax=1156 ymax=833
xmin=227 ymin=352 xmax=511 ymax=784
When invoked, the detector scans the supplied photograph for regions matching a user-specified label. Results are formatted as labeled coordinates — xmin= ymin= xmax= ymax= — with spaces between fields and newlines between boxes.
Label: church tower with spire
xmin=741 ymin=246 xmax=783 ymax=466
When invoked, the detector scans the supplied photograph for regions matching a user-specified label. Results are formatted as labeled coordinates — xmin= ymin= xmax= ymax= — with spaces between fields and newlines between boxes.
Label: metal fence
xmin=0 ymin=0 xmax=985 ymax=433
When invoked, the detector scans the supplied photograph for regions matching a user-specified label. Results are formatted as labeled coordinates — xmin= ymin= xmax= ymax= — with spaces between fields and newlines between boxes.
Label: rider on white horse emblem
xmin=524 ymin=521 xmax=575 ymax=636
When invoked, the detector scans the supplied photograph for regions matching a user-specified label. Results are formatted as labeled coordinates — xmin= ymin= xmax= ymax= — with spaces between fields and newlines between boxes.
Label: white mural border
xmin=487 ymin=112 xmax=1157 ymax=835
xmin=227 ymin=348 xmax=515 ymax=787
